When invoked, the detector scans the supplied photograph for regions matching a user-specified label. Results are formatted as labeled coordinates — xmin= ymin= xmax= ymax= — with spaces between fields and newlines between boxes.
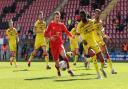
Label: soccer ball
xmin=59 ymin=61 xmax=67 ymax=71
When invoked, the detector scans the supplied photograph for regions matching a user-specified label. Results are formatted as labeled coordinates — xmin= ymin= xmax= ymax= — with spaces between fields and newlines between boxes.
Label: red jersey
xmin=45 ymin=21 xmax=72 ymax=48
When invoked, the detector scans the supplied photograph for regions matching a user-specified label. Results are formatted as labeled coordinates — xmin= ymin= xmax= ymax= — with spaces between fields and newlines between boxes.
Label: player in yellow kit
xmin=70 ymin=22 xmax=80 ymax=65
xmin=28 ymin=11 xmax=51 ymax=69
xmin=6 ymin=20 xmax=18 ymax=67
xmin=78 ymin=10 xmax=107 ymax=79
xmin=93 ymin=9 xmax=117 ymax=74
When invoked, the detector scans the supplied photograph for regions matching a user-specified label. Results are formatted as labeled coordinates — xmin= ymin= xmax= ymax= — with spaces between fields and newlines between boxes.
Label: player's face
xmin=9 ymin=21 xmax=13 ymax=28
xmin=95 ymin=11 xmax=100 ymax=19
xmin=75 ymin=24 xmax=77 ymax=28
xmin=38 ymin=13 xmax=43 ymax=21
xmin=54 ymin=14 xmax=60 ymax=22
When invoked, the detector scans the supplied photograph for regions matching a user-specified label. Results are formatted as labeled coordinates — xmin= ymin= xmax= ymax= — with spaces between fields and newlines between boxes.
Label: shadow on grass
xmin=73 ymin=68 xmax=93 ymax=71
xmin=74 ymin=73 xmax=96 ymax=77
xmin=24 ymin=76 xmax=56 ymax=81
xmin=54 ymin=77 xmax=97 ymax=82
xmin=13 ymin=69 xmax=29 ymax=72
xmin=75 ymin=66 xmax=85 ymax=68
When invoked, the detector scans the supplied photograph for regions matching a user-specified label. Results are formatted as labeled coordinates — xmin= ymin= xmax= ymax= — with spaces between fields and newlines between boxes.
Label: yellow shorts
xmin=9 ymin=42 xmax=16 ymax=52
xmin=70 ymin=40 xmax=79 ymax=51
xmin=83 ymin=44 xmax=101 ymax=55
xmin=97 ymin=39 xmax=105 ymax=47
xmin=34 ymin=37 xmax=46 ymax=49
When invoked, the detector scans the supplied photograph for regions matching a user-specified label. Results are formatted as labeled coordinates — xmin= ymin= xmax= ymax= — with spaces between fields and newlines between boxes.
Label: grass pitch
xmin=0 ymin=62 xmax=127 ymax=89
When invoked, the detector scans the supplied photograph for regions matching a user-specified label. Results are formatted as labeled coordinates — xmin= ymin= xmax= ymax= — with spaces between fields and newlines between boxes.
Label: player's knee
xmin=32 ymin=50 xmax=37 ymax=56
xmin=10 ymin=51 xmax=15 ymax=57
xmin=105 ymin=53 xmax=110 ymax=59
xmin=88 ymin=49 xmax=95 ymax=57
xmin=96 ymin=52 xmax=104 ymax=63
xmin=43 ymin=52 xmax=48 ymax=56
xmin=63 ymin=57 xmax=69 ymax=62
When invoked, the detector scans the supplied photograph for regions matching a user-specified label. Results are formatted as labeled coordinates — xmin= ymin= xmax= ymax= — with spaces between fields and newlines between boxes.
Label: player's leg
xmin=9 ymin=44 xmax=17 ymax=67
xmin=60 ymin=45 xmax=74 ymax=76
xmin=28 ymin=49 xmax=37 ymax=67
xmin=102 ymin=45 xmax=117 ymax=74
xmin=73 ymin=49 xmax=79 ymax=65
xmin=28 ymin=41 xmax=39 ymax=67
xmin=10 ymin=51 xmax=17 ymax=67
xmin=88 ymin=48 xmax=102 ymax=79
xmin=51 ymin=47 xmax=61 ymax=76
xmin=9 ymin=51 xmax=13 ymax=66
xmin=93 ymin=45 xmax=107 ymax=78
xmin=42 ymin=46 xmax=51 ymax=69
xmin=82 ymin=44 xmax=91 ymax=68
xmin=84 ymin=54 xmax=92 ymax=69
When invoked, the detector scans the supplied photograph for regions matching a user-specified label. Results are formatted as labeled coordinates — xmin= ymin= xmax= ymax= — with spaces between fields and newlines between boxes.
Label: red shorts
xmin=50 ymin=44 xmax=64 ymax=61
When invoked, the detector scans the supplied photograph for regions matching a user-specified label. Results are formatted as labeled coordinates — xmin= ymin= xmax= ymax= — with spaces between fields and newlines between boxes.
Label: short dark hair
xmin=80 ymin=10 xmax=87 ymax=19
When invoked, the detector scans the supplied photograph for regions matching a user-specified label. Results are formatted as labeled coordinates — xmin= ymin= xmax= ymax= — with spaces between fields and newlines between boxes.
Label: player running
xmin=45 ymin=11 xmax=74 ymax=76
xmin=93 ymin=9 xmax=117 ymax=74
xmin=28 ymin=11 xmax=51 ymax=69
xmin=77 ymin=10 xmax=107 ymax=79
xmin=6 ymin=19 xmax=18 ymax=67
xmin=69 ymin=22 xmax=80 ymax=65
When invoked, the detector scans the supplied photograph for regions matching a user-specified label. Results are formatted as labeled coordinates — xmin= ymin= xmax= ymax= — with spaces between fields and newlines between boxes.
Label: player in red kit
xmin=45 ymin=11 xmax=74 ymax=76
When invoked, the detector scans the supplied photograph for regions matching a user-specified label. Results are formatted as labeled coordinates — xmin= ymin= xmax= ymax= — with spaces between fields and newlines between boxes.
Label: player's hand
xmin=56 ymin=32 xmax=60 ymax=36
xmin=72 ymin=35 xmax=75 ymax=39
xmin=108 ymin=38 xmax=112 ymax=43
xmin=45 ymin=37 xmax=50 ymax=41
xmin=50 ymin=36 xmax=56 ymax=41
xmin=104 ymin=35 xmax=112 ymax=43
xmin=75 ymin=32 xmax=80 ymax=35
xmin=82 ymin=40 xmax=88 ymax=45
xmin=6 ymin=36 xmax=10 ymax=40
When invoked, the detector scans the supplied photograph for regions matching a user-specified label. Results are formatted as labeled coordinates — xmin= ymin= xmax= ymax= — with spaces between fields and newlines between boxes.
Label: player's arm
xmin=77 ymin=21 xmax=83 ymax=34
xmin=5 ymin=30 xmax=9 ymax=40
xmin=15 ymin=29 xmax=19 ymax=43
xmin=101 ymin=28 xmax=112 ymax=43
xmin=44 ymin=23 xmax=51 ymax=39
xmin=33 ymin=22 xmax=42 ymax=33
xmin=62 ymin=24 xmax=73 ymax=38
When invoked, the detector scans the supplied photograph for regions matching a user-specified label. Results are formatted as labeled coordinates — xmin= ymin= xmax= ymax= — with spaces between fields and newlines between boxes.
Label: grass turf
xmin=0 ymin=62 xmax=127 ymax=89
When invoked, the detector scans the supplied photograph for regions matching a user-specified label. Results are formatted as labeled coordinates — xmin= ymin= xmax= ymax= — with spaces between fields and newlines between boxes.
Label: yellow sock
xmin=92 ymin=55 xmax=100 ymax=73
xmin=13 ymin=57 xmax=17 ymax=67
xmin=74 ymin=55 xmax=78 ymax=64
xmin=45 ymin=55 xmax=49 ymax=66
xmin=101 ymin=62 xmax=104 ymax=69
xmin=29 ymin=53 xmax=34 ymax=61
xmin=107 ymin=59 xmax=113 ymax=69
xmin=10 ymin=57 xmax=13 ymax=61
xmin=87 ymin=57 xmax=92 ymax=62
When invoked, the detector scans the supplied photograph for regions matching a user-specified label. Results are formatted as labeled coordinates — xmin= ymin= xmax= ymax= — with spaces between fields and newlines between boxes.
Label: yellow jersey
xmin=6 ymin=27 xmax=17 ymax=51
xmin=34 ymin=20 xmax=47 ymax=49
xmin=6 ymin=27 xmax=17 ymax=43
xmin=34 ymin=20 xmax=46 ymax=38
xmin=77 ymin=19 xmax=97 ymax=46
xmin=70 ymin=27 xmax=80 ymax=50
xmin=94 ymin=20 xmax=105 ymax=42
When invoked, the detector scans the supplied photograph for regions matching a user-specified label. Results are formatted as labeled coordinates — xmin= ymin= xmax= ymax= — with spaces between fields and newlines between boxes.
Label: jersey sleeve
xmin=34 ymin=21 xmax=38 ymax=33
xmin=70 ymin=28 xmax=75 ymax=35
xmin=77 ymin=21 xmax=83 ymax=34
xmin=5 ymin=30 xmax=9 ymax=36
xmin=44 ymin=22 xmax=52 ymax=38
xmin=62 ymin=23 xmax=72 ymax=37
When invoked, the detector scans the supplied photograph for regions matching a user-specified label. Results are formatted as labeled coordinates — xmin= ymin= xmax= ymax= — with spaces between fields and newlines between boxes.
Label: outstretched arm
xmin=62 ymin=24 xmax=73 ymax=38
